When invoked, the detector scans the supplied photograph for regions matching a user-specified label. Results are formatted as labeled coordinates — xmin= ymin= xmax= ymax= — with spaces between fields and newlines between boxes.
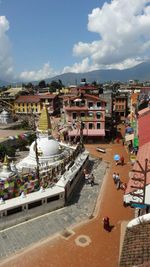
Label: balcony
xmin=68 ymin=128 xmax=105 ymax=137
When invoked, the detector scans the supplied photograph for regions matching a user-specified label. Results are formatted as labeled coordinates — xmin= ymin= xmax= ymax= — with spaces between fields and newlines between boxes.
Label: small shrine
xmin=0 ymin=155 xmax=17 ymax=181
xmin=0 ymin=109 xmax=13 ymax=124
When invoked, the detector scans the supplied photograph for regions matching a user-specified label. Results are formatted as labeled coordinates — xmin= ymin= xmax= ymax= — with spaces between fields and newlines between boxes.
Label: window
xmin=88 ymin=112 xmax=94 ymax=117
xmin=22 ymin=108 xmax=25 ymax=112
xmin=81 ymin=112 xmax=85 ymax=117
xmin=28 ymin=200 xmax=42 ymax=209
xmin=81 ymin=100 xmax=85 ymax=106
xmin=89 ymin=123 xmax=93 ymax=129
xmin=97 ymin=123 xmax=101 ymax=129
xmin=47 ymin=195 xmax=59 ymax=202
xmin=96 ymin=112 xmax=102 ymax=119
xmin=18 ymin=108 xmax=20 ymax=112
xmin=7 ymin=206 xmax=22 ymax=216
xmin=88 ymin=102 xmax=93 ymax=108
xmin=72 ymin=113 xmax=77 ymax=119
xmin=97 ymin=102 xmax=101 ymax=107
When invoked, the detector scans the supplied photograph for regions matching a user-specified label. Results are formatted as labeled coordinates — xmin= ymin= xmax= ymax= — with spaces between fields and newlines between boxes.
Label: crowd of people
xmin=103 ymin=152 xmax=127 ymax=232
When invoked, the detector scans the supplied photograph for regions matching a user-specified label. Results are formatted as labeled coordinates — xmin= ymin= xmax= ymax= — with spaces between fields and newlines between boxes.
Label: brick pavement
xmin=0 ymin=141 xmax=134 ymax=267
xmin=0 ymin=157 xmax=108 ymax=262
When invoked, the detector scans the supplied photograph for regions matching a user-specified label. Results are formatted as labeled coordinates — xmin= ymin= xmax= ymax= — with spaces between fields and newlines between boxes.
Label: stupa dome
xmin=29 ymin=137 xmax=61 ymax=160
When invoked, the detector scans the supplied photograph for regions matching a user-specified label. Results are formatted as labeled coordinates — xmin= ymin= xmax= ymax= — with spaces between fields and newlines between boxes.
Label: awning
xmin=74 ymin=98 xmax=82 ymax=102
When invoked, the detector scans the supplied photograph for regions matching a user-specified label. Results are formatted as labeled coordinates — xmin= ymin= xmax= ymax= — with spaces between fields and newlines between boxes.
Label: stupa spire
xmin=38 ymin=105 xmax=51 ymax=133
xmin=3 ymin=154 xmax=9 ymax=166
xmin=2 ymin=154 xmax=11 ymax=172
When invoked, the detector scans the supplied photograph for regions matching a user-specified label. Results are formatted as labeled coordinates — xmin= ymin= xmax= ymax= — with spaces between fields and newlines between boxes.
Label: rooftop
xmin=120 ymin=222 xmax=150 ymax=267
xmin=138 ymin=108 xmax=150 ymax=146
xmin=16 ymin=95 xmax=40 ymax=103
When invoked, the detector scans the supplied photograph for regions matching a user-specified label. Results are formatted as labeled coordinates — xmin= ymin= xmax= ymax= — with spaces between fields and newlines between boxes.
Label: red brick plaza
xmin=0 ymin=141 xmax=134 ymax=267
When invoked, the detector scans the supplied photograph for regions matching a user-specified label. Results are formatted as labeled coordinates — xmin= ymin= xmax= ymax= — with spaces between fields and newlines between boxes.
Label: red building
xmin=63 ymin=94 xmax=106 ymax=142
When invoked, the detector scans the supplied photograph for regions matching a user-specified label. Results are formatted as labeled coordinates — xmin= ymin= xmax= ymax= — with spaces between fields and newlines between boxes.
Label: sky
xmin=0 ymin=0 xmax=150 ymax=82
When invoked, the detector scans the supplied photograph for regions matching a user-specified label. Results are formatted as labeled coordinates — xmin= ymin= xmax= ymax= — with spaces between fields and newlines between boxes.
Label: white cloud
xmin=0 ymin=16 xmax=14 ymax=81
xmin=19 ymin=63 xmax=58 ymax=82
xmin=63 ymin=58 xmax=95 ymax=73
xmin=1 ymin=0 xmax=150 ymax=82
xmin=73 ymin=0 xmax=150 ymax=70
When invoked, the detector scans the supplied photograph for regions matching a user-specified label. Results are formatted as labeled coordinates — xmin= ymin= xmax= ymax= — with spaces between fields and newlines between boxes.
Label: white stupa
xmin=16 ymin=106 xmax=70 ymax=172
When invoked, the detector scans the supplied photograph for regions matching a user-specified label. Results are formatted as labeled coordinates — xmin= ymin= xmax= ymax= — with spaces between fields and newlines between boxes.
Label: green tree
xmin=38 ymin=80 xmax=46 ymax=88
xmin=0 ymin=144 xmax=6 ymax=160
xmin=6 ymin=146 xmax=16 ymax=157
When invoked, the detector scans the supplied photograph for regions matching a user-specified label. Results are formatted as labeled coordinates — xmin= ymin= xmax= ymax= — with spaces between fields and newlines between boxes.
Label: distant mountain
xmin=43 ymin=61 xmax=150 ymax=85
xmin=1 ymin=61 xmax=150 ymax=86
xmin=0 ymin=80 xmax=9 ymax=87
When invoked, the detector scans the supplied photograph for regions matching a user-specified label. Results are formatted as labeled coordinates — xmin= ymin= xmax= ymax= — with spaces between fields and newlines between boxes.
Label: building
xmin=63 ymin=94 xmax=106 ymax=142
xmin=0 ymin=87 xmax=29 ymax=113
xmin=69 ymin=84 xmax=100 ymax=96
xmin=113 ymin=93 xmax=128 ymax=122
xmin=123 ymin=108 xmax=150 ymax=209
xmin=14 ymin=94 xmax=60 ymax=116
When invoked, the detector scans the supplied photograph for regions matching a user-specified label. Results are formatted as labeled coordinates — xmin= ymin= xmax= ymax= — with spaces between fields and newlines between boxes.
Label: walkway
xmin=0 ymin=141 xmax=134 ymax=267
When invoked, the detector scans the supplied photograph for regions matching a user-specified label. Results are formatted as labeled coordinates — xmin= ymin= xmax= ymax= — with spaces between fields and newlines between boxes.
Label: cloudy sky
xmin=0 ymin=0 xmax=150 ymax=82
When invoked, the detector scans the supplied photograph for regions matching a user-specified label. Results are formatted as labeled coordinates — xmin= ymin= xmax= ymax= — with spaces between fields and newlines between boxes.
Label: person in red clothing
xmin=103 ymin=216 xmax=110 ymax=232
xmin=120 ymin=156 xmax=124 ymax=166
xmin=116 ymin=136 xmax=120 ymax=143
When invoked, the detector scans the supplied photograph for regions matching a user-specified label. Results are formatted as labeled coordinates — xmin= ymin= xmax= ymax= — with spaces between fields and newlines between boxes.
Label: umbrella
xmin=114 ymin=154 xmax=120 ymax=161
xmin=126 ymin=127 xmax=134 ymax=134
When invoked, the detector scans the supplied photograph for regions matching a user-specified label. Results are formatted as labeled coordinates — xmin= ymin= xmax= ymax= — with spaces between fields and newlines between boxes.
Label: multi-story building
xmin=14 ymin=94 xmax=60 ymax=116
xmin=63 ymin=94 xmax=106 ymax=142
xmin=113 ymin=94 xmax=128 ymax=122
xmin=70 ymin=84 xmax=100 ymax=96
xmin=0 ymin=87 xmax=29 ymax=113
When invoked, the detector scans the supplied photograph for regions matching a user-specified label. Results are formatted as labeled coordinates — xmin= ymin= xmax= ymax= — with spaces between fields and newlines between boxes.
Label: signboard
xmin=125 ymin=133 xmax=134 ymax=142
xmin=130 ymin=155 xmax=136 ymax=164
xmin=133 ymin=137 xmax=139 ymax=147
xmin=131 ymin=203 xmax=146 ymax=209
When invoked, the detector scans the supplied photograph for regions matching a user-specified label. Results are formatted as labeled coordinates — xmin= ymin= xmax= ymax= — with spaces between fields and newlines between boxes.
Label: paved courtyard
xmin=0 ymin=157 xmax=108 ymax=261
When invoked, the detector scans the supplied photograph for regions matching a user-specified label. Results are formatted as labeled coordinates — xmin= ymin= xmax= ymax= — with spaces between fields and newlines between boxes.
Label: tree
xmin=0 ymin=144 xmax=6 ymax=160
xmin=92 ymin=81 xmax=97 ymax=86
xmin=6 ymin=146 xmax=16 ymax=157
xmin=38 ymin=80 xmax=46 ymax=88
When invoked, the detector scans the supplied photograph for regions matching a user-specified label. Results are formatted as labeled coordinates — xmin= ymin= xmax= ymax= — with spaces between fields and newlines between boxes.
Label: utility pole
xmin=80 ymin=121 xmax=84 ymax=149
xmin=34 ymin=132 xmax=40 ymax=187
xmin=32 ymin=112 xmax=40 ymax=188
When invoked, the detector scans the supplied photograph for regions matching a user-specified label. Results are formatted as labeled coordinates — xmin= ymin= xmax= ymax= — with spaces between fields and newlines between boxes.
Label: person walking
xmin=90 ymin=174 xmax=95 ymax=187
xmin=120 ymin=156 xmax=124 ymax=166
xmin=115 ymin=173 xmax=121 ymax=190
xmin=122 ymin=137 xmax=125 ymax=146
xmin=83 ymin=168 xmax=89 ymax=184
xmin=103 ymin=216 xmax=110 ymax=232
xmin=112 ymin=172 xmax=117 ymax=184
